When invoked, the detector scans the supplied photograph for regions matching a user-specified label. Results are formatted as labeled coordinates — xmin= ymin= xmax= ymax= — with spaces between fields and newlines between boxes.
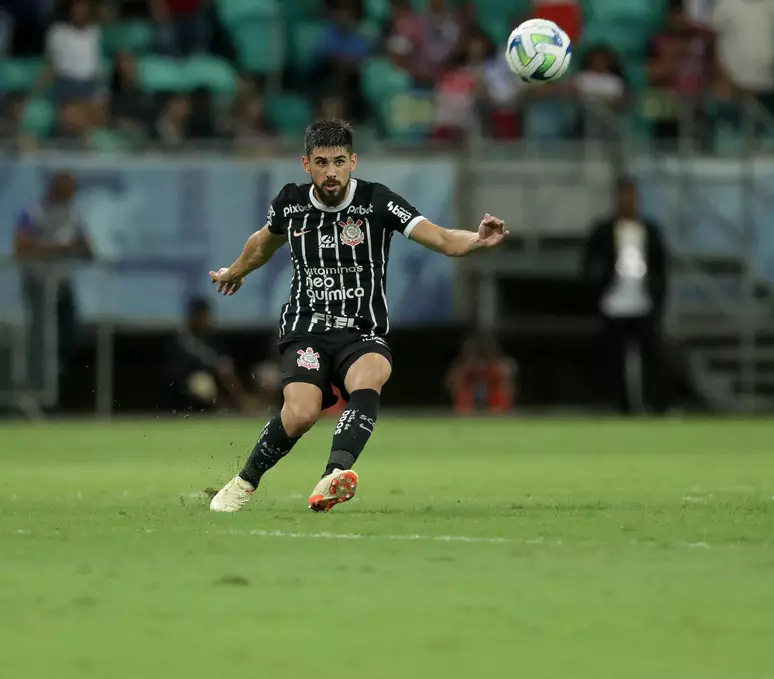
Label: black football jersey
xmin=266 ymin=178 xmax=425 ymax=338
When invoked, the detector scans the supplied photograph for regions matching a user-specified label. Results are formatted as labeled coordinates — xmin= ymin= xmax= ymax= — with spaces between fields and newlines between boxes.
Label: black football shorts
xmin=278 ymin=328 xmax=393 ymax=409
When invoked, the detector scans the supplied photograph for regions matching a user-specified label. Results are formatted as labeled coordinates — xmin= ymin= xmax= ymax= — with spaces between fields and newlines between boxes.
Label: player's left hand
xmin=478 ymin=213 xmax=509 ymax=247
xmin=209 ymin=267 xmax=244 ymax=296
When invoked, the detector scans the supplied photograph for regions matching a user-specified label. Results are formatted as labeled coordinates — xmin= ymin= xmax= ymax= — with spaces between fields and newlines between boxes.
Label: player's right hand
xmin=209 ymin=268 xmax=244 ymax=296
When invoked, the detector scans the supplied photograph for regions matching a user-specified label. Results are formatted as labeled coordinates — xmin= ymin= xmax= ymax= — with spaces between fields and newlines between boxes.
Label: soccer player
xmin=208 ymin=120 xmax=508 ymax=513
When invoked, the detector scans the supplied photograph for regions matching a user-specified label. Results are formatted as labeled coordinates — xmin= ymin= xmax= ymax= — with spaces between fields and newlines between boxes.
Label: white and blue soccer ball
xmin=505 ymin=19 xmax=572 ymax=84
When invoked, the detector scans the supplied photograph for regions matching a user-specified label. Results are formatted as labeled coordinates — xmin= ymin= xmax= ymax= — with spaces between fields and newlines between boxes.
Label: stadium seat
xmin=185 ymin=55 xmax=237 ymax=94
xmin=265 ymin=93 xmax=313 ymax=135
xmin=292 ymin=21 xmax=325 ymax=71
xmin=20 ymin=98 xmax=55 ymax=137
xmin=137 ymin=56 xmax=190 ymax=92
xmin=102 ymin=20 xmax=154 ymax=56
xmin=364 ymin=0 xmax=390 ymax=22
xmin=580 ymin=20 xmax=648 ymax=60
xmin=362 ymin=58 xmax=412 ymax=105
xmin=476 ymin=0 xmax=528 ymax=21
xmin=584 ymin=0 xmax=666 ymax=33
xmin=280 ymin=0 xmax=320 ymax=20
xmin=0 ymin=59 xmax=45 ymax=93
xmin=216 ymin=0 xmax=279 ymax=26
xmin=230 ymin=21 xmax=286 ymax=73
xmin=90 ymin=128 xmax=126 ymax=152
xmin=481 ymin=18 xmax=511 ymax=47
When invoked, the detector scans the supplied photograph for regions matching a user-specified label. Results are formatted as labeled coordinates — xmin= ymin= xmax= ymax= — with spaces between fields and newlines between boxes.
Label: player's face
xmin=303 ymin=147 xmax=357 ymax=206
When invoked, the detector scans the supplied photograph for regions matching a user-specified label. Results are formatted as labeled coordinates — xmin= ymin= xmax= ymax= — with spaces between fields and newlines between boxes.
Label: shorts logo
xmin=338 ymin=217 xmax=365 ymax=247
xmin=296 ymin=347 xmax=321 ymax=371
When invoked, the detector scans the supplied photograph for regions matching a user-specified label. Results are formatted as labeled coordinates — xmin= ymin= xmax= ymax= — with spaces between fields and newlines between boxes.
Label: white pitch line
xmin=222 ymin=529 xmax=549 ymax=545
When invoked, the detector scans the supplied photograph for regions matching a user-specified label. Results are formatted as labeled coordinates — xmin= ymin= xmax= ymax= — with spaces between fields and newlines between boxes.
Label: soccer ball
xmin=505 ymin=19 xmax=572 ymax=84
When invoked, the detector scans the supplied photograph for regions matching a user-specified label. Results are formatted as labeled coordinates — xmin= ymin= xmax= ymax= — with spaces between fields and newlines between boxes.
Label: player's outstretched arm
xmin=209 ymin=225 xmax=286 ymax=295
xmin=409 ymin=214 xmax=509 ymax=257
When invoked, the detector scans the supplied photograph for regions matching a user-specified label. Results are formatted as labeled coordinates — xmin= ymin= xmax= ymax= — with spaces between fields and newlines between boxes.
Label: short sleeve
xmin=266 ymin=185 xmax=291 ymax=236
xmin=375 ymin=184 xmax=425 ymax=238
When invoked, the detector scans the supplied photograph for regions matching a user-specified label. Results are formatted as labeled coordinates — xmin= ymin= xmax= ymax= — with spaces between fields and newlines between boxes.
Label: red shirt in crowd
xmin=532 ymin=0 xmax=582 ymax=42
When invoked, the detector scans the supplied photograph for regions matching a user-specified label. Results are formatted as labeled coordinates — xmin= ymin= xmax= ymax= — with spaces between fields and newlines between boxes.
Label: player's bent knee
xmin=345 ymin=353 xmax=392 ymax=393
xmin=282 ymin=403 xmax=320 ymax=436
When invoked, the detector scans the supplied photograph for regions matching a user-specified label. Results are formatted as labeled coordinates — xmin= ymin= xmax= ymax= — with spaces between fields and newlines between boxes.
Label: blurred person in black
xmin=109 ymin=51 xmax=153 ymax=140
xmin=583 ymin=177 xmax=669 ymax=414
xmin=13 ymin=172 xmax=92 ymax=403
xmin=165 ymin=297 xmax=253 ymax=413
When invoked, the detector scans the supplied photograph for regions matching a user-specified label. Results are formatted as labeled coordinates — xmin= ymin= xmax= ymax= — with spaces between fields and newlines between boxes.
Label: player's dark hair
xmin=304 ymin=119 xmax=354 ymax=157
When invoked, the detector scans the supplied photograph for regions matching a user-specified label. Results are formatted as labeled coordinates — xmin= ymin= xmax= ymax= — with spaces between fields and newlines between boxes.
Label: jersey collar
xmin=309 ymin=178 xmax=358 ymax=213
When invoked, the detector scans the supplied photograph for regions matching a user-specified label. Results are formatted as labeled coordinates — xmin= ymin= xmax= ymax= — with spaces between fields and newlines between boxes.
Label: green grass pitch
xmin=1 ymin=417 xmax=773 ymax=679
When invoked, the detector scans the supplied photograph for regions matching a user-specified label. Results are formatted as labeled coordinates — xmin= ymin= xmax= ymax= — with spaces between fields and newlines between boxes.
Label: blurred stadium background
xmin=2 ymin=0 xmax=774 ymax=418
xmin=2 ymin=3 xmax=774 ymax=678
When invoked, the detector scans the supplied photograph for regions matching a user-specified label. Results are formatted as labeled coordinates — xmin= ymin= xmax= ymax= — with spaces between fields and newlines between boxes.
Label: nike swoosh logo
xmin=293 ymin=230 xmax=311 ymax=236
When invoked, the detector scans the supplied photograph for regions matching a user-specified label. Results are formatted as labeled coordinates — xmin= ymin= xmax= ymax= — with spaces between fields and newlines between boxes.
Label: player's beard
xmin=315 ymin=177 xmax=349 ymax=206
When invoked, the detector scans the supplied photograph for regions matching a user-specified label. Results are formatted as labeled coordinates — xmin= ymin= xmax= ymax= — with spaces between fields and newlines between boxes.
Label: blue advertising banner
xmin=0 ymin=156 xmax=457 ymax=328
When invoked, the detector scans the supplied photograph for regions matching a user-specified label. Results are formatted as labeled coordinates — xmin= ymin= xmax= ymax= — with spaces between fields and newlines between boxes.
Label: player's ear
xmin=350 ymin=153 xmax=357 ymax=172
xmin=302 ymin=155 xmax=311 ymax=174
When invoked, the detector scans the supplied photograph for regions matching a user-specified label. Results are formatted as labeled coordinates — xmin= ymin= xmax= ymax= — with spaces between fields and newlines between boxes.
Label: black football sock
xmin=239 ymin=415 xmax=300 ymax=488
xmin=324 ymin=389 xmax=380 ymax=477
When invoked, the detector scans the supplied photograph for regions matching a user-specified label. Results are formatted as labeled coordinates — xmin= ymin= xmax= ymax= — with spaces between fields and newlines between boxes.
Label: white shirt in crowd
xmin=574 ymin=72 xmax=626 ymax=104
xmin=713 ymin=0 xmax=774 ymax=91
xmin=601 ymin=220 xmax=652 ymax=318
xmin=46 ymin=22 xmax=102 ymax=81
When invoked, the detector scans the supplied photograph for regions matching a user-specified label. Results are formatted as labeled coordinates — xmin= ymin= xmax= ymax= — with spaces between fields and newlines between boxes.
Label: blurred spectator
xmin=583 ymin=178 xmax=669 ymax=415
xmin=574 ymin=46 xmax=626 ymax=108
xmin=314 ymin=0 xmax=373 ymax=122
xmin=434 ymin=30 xmax=521 ymax=142
xmin=7 ymin=0 xmax=50 ymax=57
xmin=446 ymin=334 xmax=518 ymax=414
xmin=45 ymin=0 xmax=103 ymax=104
xmin=13 ymin=173 xmax=93 ymax=402
xmin=532 ymin=0 xmax=583 ymax=43
xmin=152 ymin=93 xmax=192 ymax=149
xmin=387 ymin=0 xmax=461 ymax=87
xmin=188 ymin=86 xmax=219 ymax=139
xmin=229 ymin=93 xmax=276 ymax=151
xmin=0 ymin=94 xmax=26 ymax=143
xmin=110 ymin=52 xmax=153 ymax=138
xmin=712 ymin=0 xmax=774 ymax=114
xmin=165 ymin=297 xmax=252 ymax=413
xmin=572 ymin=45 xmax=627 ymax=136
xmin=433 ymin=34 xmax=483 ymax=142
xmin=317 ymin=94 xmax=347 ymax=121
xmin=685 ymin=0 xmax=717 ymax=26
xmin=53 ymin=100 xmax=94 ymax=146
xmin=645 ymin=0 xmax=713 ymax=140
xmin=151 ymin=0 xmax=211 ymax=56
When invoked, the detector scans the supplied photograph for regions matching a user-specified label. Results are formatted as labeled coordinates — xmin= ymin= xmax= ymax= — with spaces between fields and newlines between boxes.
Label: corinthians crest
xmin=296 ymin=347 xmax=320 ymax=371
xmin=338 ymin=217 xmax=365 ymax=247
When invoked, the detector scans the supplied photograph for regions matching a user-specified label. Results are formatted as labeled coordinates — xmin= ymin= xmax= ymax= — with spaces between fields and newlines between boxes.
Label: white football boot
xmin=209 ymin=475 xmax=255 ymax=512
xmin=308 ymin=469 xmax=358 ymax=512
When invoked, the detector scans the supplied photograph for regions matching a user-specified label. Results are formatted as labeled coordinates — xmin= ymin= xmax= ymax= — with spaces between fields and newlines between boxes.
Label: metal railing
xmin=0 ymin=258 xmax=115 ymax=417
